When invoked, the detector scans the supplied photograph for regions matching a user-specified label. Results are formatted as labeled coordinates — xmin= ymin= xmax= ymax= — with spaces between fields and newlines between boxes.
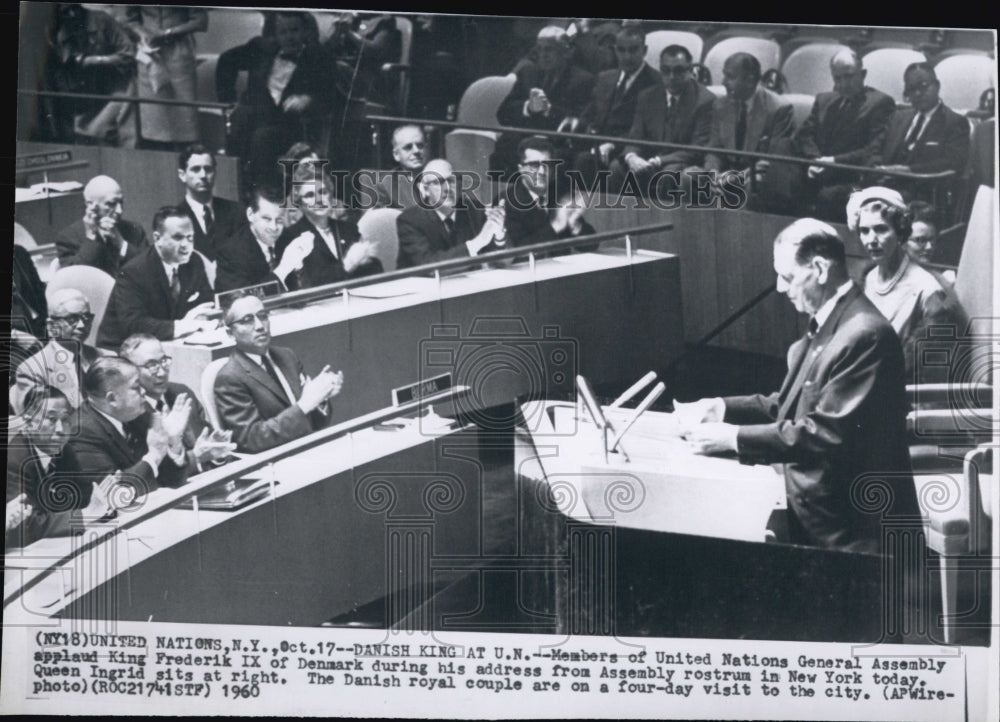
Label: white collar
xmin=161 ymin=258 xmax=180 ymax=279
xmin=618 ymin=65 xmax=644 ymax=88
xmin=185 ymin=194 xmax=212 ymax=214
xmin=92 ymin=405 xmax=126 ymax=437
xmin=434 ymin=208 xmax=455 ymax=223
xmin=813 ymin=280 xmax=854 ymax=331
xmin=250 ymin=230 xmax=275 ymax=260
xmin=30 ymin=442 xmax=53 ymax=471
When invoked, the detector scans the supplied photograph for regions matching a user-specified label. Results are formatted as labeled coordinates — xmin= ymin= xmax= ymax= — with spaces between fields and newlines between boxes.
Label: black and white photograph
xmin=3 ymin=4 xmax=998 ymax=718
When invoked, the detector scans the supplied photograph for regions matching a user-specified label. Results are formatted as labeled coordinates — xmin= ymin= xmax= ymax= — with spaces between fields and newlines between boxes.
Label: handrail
xmin=17 ymin=88 xmax=235 ymax=112
xmin=207 ymin=220 xmax=674 ymax=317
xmin=3 ymin=386 xmax=470 ymax=609
xmin=366 ymin=113 xmax=957 ymax=183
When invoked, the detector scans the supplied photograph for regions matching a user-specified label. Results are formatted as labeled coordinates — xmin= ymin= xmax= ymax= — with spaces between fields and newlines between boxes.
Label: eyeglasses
xmin=229 ymin=310 xmax=271 ymax=327
xmin=139 ymin=356 xmax=172 ymax=372
xmin=662 ymin=65 xmax=692 ymax=76
xmin=400 ymin=142 xmax=426 ymax=152
xmin=904 ymin=80 xmax=935 ymax=96
xmin=50 ymin=313 xmax=95 ymax=327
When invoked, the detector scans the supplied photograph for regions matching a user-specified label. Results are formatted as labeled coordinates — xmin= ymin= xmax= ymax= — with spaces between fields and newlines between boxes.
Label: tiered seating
xmin=862 ymin=47 xmax=928 ymax=103
xmin=934 ymin=52 xmax=997 ymax=113
xmin=702 ymin=36 xmax=782 ymax=86
xmin=780 ymin=42 xmax=851 ymax=94
xmin=644 ymin=30 xmax=704 ymax=67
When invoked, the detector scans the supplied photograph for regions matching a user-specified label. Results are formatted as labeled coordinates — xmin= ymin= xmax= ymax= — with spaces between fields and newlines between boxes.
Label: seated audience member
xmin=567 ymin=25 xmax=662 ymax=182
xmin=98 ymin=206 xmax=215 ymax=349
xmin=492 ymin=26 xmax=595 ymax=179
xmin=970 ymin=118 xmax=995 ymax=189
xmin=218 ymin=10 xmax=330 ymax=185
xmin=12 ymin=244 xmax=48 ymax=342
xmin=176 ymin=144 xmax=244 ymax=261
xmin=12 ymin=289 xmax=108 ymax=413
xmin=567 ymin=18 xmax=621 ymax=76
xmin=56 ymin=175 xmax=149 ymax=276
xmin=6 ymin=386 xmax=116 ymax=550
xmin=68 ymin=357 xmax=192 ymax=493
xmin=214 ymin=294 xmax=343 ymax=453
xmin=40 ymin=3 xmax=135 ymax=146
xmin=704 ymin=52 xmax=796 ymax=211
xmin=501 ymin=136 xmax=596 ymax=248
xmin=616 ymin=44 xmax=715 ymax=198
xmin=874 ymin=62 xmax=970 ymax=200
xmin=396 ymin=159 xmax=506 ymax=268
xmin=848 ymin=187 xmax=967 ymax=385
xmin=906 ymin=201 xmax=955 ymax=287
xmin=794 ymin=49 xmax=895 ymax=220
xmin=279 ymin=142 xmax=322 ymax=227
xmin=276 ymin=163 xmax=383 ymax=289
xmin=375 ymin=124 xmax=428 ymax=209
xmin=324 ymin=11 xmax=401 ymax=109
xmin=215 ymin=186 xmax=313 ymax=293
xmin=119 ymin=334 xmax=235 ymax=468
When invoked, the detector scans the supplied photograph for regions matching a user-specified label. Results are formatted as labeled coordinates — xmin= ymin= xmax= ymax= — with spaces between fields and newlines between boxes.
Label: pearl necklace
xmin=873 ymin=252 xmax=908 ymax=295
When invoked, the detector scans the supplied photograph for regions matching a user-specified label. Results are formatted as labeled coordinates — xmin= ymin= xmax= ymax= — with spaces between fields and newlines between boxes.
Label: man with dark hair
xmin=176 ymin=144 xmax=244 ymax=260
xmin=68 ymin=357 xmax=193 ymax=493
xmin=675 ymin=218 xmax=919 ymax=554
xmin=874 ymin=63 xmax=970 ymax=200
xmin=215 ymin=186 xmax=314 ymax=292
xmin=97 ymin=205 xmax=215 ymax=349
xmin=214 ymin=293 xmax=342 ymax=452
xmin=618 ymin=44 xmax=716 ymax=194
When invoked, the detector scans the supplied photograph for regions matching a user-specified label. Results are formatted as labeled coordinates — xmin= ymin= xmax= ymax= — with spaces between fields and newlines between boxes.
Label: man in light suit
xmin=176 ymin=144 xmax=243 ymax=261
xmin=874 ymin=63 xmax=970 ymax=201
xmin=97 ymin=206 xmax=216 ymax=349
xmin=11 ymin=288 xmax=108 ymax=414
xmin=675 ymin=218 xmax=919 ymax=554
xmin=213 ymin=294 xmax=343 ymax=453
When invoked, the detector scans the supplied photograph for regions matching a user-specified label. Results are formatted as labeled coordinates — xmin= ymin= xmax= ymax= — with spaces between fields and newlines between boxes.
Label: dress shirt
xmin=30 ymin=444 xmax=53 ymax=473
xmin=243 ymin=350 xmax=299 ymax=411
xmin=251 ymin=233 xmax=278 ymax=272
xmin=185 ymin=195 xmax=214 ymax=234
xmin=312 ymin=222 xmax=339 ymax=260
xmin=904 ymin=101 xmax=942 ymax=150
xmin=617 ymin=65 xmax=645 ymax=95
xmin=267 ymin=55 xmax=298 ymax=106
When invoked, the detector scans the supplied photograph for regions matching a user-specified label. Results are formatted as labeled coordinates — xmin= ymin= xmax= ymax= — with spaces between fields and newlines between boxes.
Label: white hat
xmin=845 ymin=186 xmax=905 ymax=231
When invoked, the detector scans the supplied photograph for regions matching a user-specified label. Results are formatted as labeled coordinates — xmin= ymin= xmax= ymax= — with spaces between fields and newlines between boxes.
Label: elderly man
xmin=396 ymin=159 xmax=505 ymax=268
xmin=375 ymin=124 xmax=427 ymax=209
xmin=675 ymin=218 xmax=919 ymax=553
xmin=55 ymin=175 xmax=149 ymax=276
xmin=97 ymin=205 xmax=215 ymax=349
xmin=794 ymin=49 xmax=895 ymax=219
xmin=11 ymin=288 xmax=108 ymax=413
xmin=213 ymin=293 xmax=342 ymax=452
xmin=176 ymin=144 xmax=244 ymax=261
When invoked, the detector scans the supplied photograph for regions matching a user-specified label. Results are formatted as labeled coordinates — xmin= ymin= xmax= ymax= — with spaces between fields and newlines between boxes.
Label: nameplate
xmin=391 ymin=373 xmax=454 ymax=406
xmin=215 ymin=281 xmax=283 ymax=309
xmin=15 ymin=150 xmax=72 ymax=170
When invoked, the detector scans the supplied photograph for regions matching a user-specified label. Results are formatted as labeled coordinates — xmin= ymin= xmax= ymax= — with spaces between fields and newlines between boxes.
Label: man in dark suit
xmin=874 ymin=63 xmax=970 ymax=200
xmin=397 ymin=159 xmax=505 ymax=268
xmin=67 ymin=357 xmax=193 ymax=495
xmin=6 ymin=386 xmax=115 ymax=550
xmin=176 ymin=144 xmax=243 ymax=261
xmin=374 ymin=124 xmax=427 ymax=210
xmin=119 ymin=333 xmax=235 ymax=469
xmin=277 ymin=163 xmax=382 ymax=289
xmin=704 ymin=52 xmax=796 ymax=211
xmin=676 ymin=218 xmax=919 ymax=554
xmin=215 ymin=186 xmax=313 ymax=293
xmin=214 ymin=294 xmax=343 ymax=453
xmin=566 ymin=25 xmax=663 ymax=183
xmin=218 ymin=11 xmax=332 ymax=185
xmin=794 ymin=49 xmax=896 ymax=219
xmin=617 ymin=44 xmax=715 ymax=198
xmin=97 ymin=206 xmax=216 ymax=350
xmin=55 ymin=175 xmax=149 ymax=276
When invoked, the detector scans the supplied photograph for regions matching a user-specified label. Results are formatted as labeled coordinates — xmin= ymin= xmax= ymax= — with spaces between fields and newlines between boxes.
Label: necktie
xmin=904 ymin=112 xmax=926 ymax=151
xmin=667 ymin=93 xmax=676 ymax=113
xmin=261 ymin=354 xmax=289 ymax=402
xmin=807 ymin=317 xmax=819 ymax=339
xmin=443 ymin=216 xmax=456 ymax=245
xmin=169 ymin=267 xmax=181 ymax=306
xmin=203 ymin=205 xmax=214 ymax=235
xmin=614 ymin=73 xmax=627 ymax=102
xmin=735 ymin=101 xmax=748 ymax=150
xmin=266 ymin=246 xmax=277 ymax=271
xmin=123 ymin=422 xmax=143 ymax=455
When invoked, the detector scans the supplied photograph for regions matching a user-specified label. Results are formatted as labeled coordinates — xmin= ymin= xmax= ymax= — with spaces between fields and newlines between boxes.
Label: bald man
xmin=56 ymin=175 xmax=149 ymax=276
xmin=11 ymin=288 xmax=110 ymax=414
xmin=794 ymin=49 xmax=895 ymax=219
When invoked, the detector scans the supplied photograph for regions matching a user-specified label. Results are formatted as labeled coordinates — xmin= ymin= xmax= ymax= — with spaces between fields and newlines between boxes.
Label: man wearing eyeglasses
xmin=214 ymin=294 xmax=343 ymax=453
xmin=11 ymin=288 xmax=110 ymax=414
xmin=874 ymin=63 xmax=970 ymax=200
xmin=374 ymin=124 xmax=428 ymax=210
xmin=97 ymin=205 xmax=216 ymax=350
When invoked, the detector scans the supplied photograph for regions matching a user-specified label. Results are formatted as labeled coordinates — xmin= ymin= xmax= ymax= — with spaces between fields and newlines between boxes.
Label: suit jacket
xmin=623 ymin=78 xmax=716 ymax=169
xmin=579 ymin=63 xmax=663 ymax=139
xmin=216 ymin=37 xmax=332 ymax=116
xmin=5 ymin=434 xmax=89 ymax=549
xmin=11 ymin=340 xmax=106 ymax=412
xmin=795 ymin=87 xmax=896 ymax=167
xmin=97 ymin=246 xmax=214 ymax=350
xmin=179 ymin=196 xmax=244 ymax=261
xmin=500 ymin=178 xmax=596 ymax=249
xmin=140 ymin=382 xmax=209 ymax=451
xmin=275 ymin=215 xmax=382 ymax=290
xmin=56 ymin=218 xmax=149 ymax=277
xmin=722 ymin=286 xmax=918 ymax=554
xmin=878 ymin=102 xmax=970 ymax=175
xmin=66 ymin=402 xmax=188 ymax=494
xmin=497 ymin=61 xmax=594 ymax=131
xmin=214 ymin=225 xmax=284 ymax=293
xmin=396 ymin=205 xmax=487 ymax=268
xmin=374 ymin=169 xmax=419 ymax=210
xmin=213 ymin=346 xmax=326 ymax=453
xmin=12 ymin=245 xmax=48 ymax=340
xmin=705 ymin=86 xmax=795 ymax=172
